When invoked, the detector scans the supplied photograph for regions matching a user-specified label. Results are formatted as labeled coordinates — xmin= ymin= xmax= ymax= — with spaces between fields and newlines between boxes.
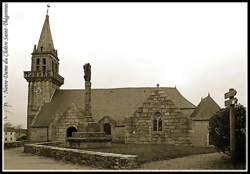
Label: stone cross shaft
xmin=85 ymin=81 xmax=92 ymax=117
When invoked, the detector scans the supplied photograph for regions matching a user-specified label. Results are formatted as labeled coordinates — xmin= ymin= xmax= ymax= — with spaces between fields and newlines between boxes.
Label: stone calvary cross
xmin=83 ymin=63 xmax=91 ymax=82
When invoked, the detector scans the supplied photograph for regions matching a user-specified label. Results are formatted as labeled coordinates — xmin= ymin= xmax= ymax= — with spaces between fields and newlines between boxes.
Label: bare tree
xmin=3 ymin=102 xmax=12 ymax=121
xmin=4 ymin=122 xmax=13 ymax=128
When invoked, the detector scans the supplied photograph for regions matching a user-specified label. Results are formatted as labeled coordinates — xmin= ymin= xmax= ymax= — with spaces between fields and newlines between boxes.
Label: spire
xmin=37 ymin=13 xmax=55 ymax=52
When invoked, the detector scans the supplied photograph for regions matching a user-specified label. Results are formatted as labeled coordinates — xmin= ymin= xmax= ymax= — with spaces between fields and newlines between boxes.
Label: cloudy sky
xmin=3 ymin=2 xmax=247 ymax=128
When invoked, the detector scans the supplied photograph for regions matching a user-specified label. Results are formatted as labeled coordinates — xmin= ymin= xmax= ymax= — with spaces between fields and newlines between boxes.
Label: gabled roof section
xmin=37 ymin=15 xmax=55 ymax=52
xmin=31 ymin=87 xmax=196 ymax=127
xmin=190 ymin=94 xmax=221 ymax=121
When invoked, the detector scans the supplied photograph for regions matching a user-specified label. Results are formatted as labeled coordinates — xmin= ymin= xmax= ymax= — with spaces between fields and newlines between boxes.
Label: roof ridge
xmin=173 ymin=88 xmax=196 ymax=108
xmin=59 ymin=87 xmax=176 ymax=90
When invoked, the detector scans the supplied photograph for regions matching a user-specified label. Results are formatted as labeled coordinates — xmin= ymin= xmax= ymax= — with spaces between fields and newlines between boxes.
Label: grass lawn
xmin=82 ymin=143 xmax=216 ymax=164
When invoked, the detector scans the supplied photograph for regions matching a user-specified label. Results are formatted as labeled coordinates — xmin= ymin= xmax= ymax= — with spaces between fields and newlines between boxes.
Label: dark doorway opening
xmin=104 ymin=123 xmax=111 ymax=135
xmin=66 ymin=126 xmax=77 ymax=137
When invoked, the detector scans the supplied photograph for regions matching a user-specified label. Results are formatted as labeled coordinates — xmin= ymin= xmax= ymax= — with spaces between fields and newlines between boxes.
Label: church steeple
xmin=37 ymin=15 xmax=55 ymax=52
xmin=24 ymin=11 xmax=64 ymax=134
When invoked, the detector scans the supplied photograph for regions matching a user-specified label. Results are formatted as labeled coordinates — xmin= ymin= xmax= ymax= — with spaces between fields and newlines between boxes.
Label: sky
xmin=3 ymin=2 xmax=247 ymax=128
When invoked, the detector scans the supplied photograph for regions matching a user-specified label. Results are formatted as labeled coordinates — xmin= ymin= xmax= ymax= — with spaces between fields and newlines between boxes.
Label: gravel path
xmin=138 ymin=152 xmax=245 ymax=170
xmin=4 ymin=147 xmax=96 ymax=171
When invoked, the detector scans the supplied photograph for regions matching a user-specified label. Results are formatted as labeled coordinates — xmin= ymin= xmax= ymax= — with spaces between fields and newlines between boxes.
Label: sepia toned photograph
xmin=2 ymin=2 xmax=247 ymax=172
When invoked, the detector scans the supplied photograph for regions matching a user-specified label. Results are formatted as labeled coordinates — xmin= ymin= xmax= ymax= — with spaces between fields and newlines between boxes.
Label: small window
xmin=43 ymin=58 xmax=46 ymax=64
xmin=52 ymin=61 xmax=54 ymax=72
xmin=153 ymin=112 xmax=163 ymax=132
xmin=36 ymin=59 xmax=40 ymax=65
xmin=36 ymin=66 xmax=40 ymax=71
xmin=158 ymin=118 xmax=162 ymax=131
xmin=5 ymin=138 xmax=7 ymax=141
xmin=42 ymin=66 xmax=46 ymax=71
xmin=153 ymin=118 xmax=158 ymax=131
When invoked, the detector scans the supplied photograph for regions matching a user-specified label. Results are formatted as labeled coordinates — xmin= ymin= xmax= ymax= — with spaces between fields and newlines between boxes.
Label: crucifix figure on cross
xmin=47 ymin=4 xmax=50 ymax=15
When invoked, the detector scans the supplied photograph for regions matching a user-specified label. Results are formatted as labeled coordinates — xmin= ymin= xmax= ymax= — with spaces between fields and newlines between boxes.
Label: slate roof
xmin=190 ymin=94 xmax=221 ymax=121
xmin=31 ymin=87 xmax=196 ymax=127
xmin=37 ymin=15 xmax=55 ymax=52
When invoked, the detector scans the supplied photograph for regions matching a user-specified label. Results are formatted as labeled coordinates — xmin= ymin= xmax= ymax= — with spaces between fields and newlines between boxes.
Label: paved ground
xmin=139 ymin=152 xmax=246 ymax=170
xmin=4 ymin=147 xmax=246 ymax=171
xmin=4 ymin=147 xmax=96 ymax=171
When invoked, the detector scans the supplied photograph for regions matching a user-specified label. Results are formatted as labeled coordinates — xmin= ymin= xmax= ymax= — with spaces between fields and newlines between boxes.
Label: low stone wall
xmin=24 ymin=142 xmax=139 ymax=169
xmin=67 ymin=132 xmax=112 ymax=149
xmin=4 ymin=141 xmax=24 ymax=149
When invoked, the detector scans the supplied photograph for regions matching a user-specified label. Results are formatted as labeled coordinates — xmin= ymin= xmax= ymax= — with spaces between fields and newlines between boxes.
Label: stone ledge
xmin=24 ymin=142 xmax=139 ymax=169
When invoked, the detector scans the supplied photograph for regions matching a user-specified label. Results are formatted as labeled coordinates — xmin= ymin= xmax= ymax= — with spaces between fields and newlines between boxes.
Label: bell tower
xmin=24 ymin=13 xmax=64 ymax=132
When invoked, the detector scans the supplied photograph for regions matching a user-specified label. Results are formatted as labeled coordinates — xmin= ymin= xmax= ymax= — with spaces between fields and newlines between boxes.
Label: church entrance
xmin=103 ymin=123 xmax=111 ymax=135
xmin=66 ymin=126 xmax=77 ymax=137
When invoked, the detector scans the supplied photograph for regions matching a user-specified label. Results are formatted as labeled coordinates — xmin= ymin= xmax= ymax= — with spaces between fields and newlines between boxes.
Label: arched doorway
xmin=103 ymin=123 xmax=111 ymax=135
xmin=66 ymin=126 xmax=77 ymax=137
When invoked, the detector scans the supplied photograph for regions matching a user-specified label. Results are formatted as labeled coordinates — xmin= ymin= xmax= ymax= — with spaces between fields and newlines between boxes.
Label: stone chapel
xmin=24 ymin=14 xmax=220 ymax=146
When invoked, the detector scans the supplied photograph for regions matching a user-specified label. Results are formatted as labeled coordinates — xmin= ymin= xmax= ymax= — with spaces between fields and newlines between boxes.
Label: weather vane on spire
xmin=46 ymin=4 xmax=50 ymax=15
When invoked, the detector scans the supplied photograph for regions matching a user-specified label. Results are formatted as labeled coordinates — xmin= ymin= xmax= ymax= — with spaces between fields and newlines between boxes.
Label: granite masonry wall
xmin=190 ymin=121 xmax=210 ymax=146
xmin=24 ymin=142 xmax=140 ymax=169
xmin=29 ymin=127 xmax=48 ymax=142
xmin=51 ymin=104 xmax=85 ymax=142
xmin=112 ymin=126 xmax=126 ymax=143
xmin=125 ymin=89 xmax=191 ymax=145
xmin=98 ymin=116 xmax=126 ymax=143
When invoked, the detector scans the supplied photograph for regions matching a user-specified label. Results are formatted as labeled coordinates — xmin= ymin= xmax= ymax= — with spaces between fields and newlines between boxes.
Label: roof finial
xmin=46 ymin=4 xmax=50 ymax=16
xmin=208 ymin=92 xmax=210 ymax=97
xmin=157 ymin=83 xmax=160 ymax=88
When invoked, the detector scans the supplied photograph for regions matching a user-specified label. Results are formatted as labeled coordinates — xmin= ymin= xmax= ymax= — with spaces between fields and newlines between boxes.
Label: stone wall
xmin=29 ymin=127 xmax=48 ymax=142
xmin=24 ymin=142 xmax=140 ymax=169
xmin=190 ymin=121 xmax=210 ymax=146
xmin=113 ymin=126 xmax=126 ymax=143
xmin=51 ymin=104 xmax=85 ymax=142
xmin=125 ymin=89 xmax=191 ymax=145
xmin=4 ymin=141 xmax=24 ymax=149
xmin=98 ymin=116 xmax=125 ymax=143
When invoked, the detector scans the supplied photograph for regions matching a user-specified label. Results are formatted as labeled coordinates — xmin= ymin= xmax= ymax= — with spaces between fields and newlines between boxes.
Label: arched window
xmin=153 ymin=112 xmax=163 ymax=132
xmin=52 ymin=61 xmax=54 ymax=72
xmin=66 ymin=126 xmax=77 ymax=137
xmin=158 ymin=118 xmax=162 ymax=131
xmin=153 ymin=118 xmax=158 ymax=131
xmin=104 ymin=123 xmax=111 ymax=135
